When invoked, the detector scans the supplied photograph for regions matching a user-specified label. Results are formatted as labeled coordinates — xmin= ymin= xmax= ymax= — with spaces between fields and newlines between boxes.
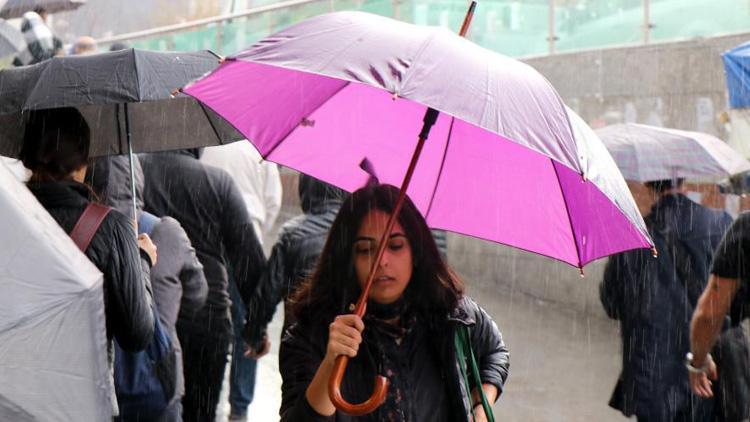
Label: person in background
xmin=13 ymin=7 xmax=63 ymax=66
xmin=88 ymin=155 xmax=208 ymax=421
xmin=201 ymin=141 xmax=282 ymax=422
xmin=600 ymin=179 xmax=732 ymax=421
xmin=72 ymin=36 xmax=97 ymax=55
xmin=689 ymin=212 xmax=750 ymax=420
xmin=140 ymin=149 xmax=266 ymax=422
xmin=246 ymin=174 xmax=347 ymax=344
xmin=20 ymin=108 xmax=156 ymax=418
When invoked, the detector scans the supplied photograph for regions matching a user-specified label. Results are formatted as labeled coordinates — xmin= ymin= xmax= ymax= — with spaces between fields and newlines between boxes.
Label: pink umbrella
xmin=183 ymin=9 xmax=652 ymax=414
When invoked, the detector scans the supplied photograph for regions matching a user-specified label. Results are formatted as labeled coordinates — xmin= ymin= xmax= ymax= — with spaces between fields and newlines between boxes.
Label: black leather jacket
xmin=279 ymin=296 xmax=509 ymax=422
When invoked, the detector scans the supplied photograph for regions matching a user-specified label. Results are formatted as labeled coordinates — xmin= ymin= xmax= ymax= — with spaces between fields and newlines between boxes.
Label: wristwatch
xmin=685 ymin=352 xmax=712 ymax=374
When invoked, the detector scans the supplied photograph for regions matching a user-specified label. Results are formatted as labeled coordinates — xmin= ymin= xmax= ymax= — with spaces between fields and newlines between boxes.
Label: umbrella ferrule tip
xmin=579 ymin=267 xmax=585 ymax=277
xmin=651 ymin=247 xmax=658 ymax=258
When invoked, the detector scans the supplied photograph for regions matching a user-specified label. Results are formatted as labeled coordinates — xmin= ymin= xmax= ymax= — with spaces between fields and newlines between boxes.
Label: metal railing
xmin=95 ymin=0 xmax=750 ymax=58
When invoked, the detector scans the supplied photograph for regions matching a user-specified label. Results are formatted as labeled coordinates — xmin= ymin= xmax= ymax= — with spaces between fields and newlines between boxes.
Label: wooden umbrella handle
xmin=328 ymin=356 xmax=390 ymax=416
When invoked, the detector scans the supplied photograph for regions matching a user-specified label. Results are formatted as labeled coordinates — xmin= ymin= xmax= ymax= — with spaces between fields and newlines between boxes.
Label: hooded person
xmin=87 ymin=155 xmax=208 ymax=421
xmin=138 ymin=148 xmax=266 ymax=422
xmin=245 ymin=174 xmax=348 ymax=348
xmin=13 ymin=9 xmax=63 ymax=66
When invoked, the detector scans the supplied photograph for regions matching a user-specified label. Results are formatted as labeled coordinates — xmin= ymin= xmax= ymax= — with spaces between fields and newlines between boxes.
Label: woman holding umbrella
xmin=279 ymin=183 xmax=509 ymax=421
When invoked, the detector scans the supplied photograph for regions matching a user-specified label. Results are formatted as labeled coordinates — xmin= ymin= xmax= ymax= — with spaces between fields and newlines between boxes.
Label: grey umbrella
xmin=0 ymin=0 xmax=85 ymax=19
xmin=0 ymin=48 xmax=242 ymax=220
xmin=0 ymin=19 xmax=23 ymax=58
xmin=596 ymin=123 xmax=750 ymax=182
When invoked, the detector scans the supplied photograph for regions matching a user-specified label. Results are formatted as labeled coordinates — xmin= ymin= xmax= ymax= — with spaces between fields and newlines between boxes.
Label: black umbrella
xmin=0 ymin=0 xmax=85 ymax=19
xmin=0 ymin=48 xmax=242 ymax=220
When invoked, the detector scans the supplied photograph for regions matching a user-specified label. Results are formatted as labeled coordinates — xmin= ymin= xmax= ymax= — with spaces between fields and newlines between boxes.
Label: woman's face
xmin=354 ymin=210 xmax=413 ymax=305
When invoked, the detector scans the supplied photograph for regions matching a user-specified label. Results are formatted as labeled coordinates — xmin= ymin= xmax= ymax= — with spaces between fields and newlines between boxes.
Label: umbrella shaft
xmin=353 ymin=108 xmax=437 ymax=316
xmin=124 ymin=103 xmax=138 ymax=234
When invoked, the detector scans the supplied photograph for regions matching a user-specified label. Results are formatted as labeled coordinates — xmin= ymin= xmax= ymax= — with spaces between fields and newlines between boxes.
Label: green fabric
xmin=454 ymin=325 xmax=494 ymax=422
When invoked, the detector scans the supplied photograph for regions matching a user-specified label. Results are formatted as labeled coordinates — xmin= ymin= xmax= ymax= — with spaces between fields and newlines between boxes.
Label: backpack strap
xmin=70 ymin=203 xmax=112 ymax=252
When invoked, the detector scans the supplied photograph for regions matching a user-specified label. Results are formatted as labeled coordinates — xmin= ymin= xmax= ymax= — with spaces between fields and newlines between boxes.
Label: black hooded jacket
xmin=245 ymin=175 xmax=347 ymax=345
xmin=27 ymin=180 xmax=155 ymax=352
xmin=139 ymin=150 xmax=266 ymax=337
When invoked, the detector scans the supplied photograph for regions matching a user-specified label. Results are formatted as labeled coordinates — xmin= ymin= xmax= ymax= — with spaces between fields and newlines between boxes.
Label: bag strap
xmin=455 ymin=325 xmax=495 ymax=422
xmin=70 ymin=203 xmax=112 ymax=252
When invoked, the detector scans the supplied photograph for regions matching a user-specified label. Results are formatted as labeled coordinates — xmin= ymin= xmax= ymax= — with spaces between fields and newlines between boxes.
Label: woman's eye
xmin=388 ymin=241 xmax=405 ymax=251
xmin=355 ymin=245 xmax=373 ymax=255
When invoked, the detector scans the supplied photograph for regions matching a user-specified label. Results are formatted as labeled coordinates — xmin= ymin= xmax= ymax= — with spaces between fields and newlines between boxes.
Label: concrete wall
xmin=449 ymin=33 xmax=750 ymax=318
xmin=526 ymin=33 xmax=750 ymax=136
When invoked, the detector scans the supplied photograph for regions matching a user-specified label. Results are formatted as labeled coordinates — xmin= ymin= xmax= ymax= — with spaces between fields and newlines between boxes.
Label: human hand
xmin=325 ymin=314 xmax=364 ymax=364
xmin=244 ymin=334 xmax=271 ymax=359
xmin=472 ymin=405 xmax=489 ymax=422
xmin=689 ymin=358 xmax=717 ymax=398
xmin=137 ymin=233 xmax=157 ymax=266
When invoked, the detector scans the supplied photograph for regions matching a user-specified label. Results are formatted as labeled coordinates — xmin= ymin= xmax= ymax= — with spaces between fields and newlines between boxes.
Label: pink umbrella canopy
xmin=184 ymin=11 xmax=652 ymax=268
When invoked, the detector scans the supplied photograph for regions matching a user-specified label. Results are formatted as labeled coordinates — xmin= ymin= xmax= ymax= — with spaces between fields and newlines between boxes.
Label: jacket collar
xmin=647 ymin=193 xmax=691 ymax=228
xmin=27 ymin=180 xmax=92 ymax=209
xmin=446 ymin=297 xmax=476 ymax=326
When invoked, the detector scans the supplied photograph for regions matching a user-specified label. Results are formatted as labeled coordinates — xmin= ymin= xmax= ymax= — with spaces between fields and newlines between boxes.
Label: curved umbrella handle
xmin=328 ymin=355 xmax=389 ymax=416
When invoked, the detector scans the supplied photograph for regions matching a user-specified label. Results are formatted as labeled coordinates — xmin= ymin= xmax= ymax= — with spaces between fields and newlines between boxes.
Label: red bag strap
xmin=70 ymin=203 xmax=112 ymax=252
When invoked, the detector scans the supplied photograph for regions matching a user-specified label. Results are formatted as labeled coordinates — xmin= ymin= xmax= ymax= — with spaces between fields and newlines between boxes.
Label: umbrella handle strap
xmin=328 ymin=355 xmax=389 ymax=416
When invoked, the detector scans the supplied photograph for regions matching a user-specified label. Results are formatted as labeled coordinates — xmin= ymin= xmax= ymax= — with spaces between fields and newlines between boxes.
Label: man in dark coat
xmin=139 ymin=149 xmax=266 ymax=422
xmin=600 ymin=180 xmax=732 ymax=421
xmin=88 ymin=155 xmax=208 ymax=420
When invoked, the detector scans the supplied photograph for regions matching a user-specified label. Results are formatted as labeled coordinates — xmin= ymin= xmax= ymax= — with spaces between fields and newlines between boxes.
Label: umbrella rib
xmin=198 ymin=101 xmax=224 ymax=145
xmin=551 ymin=159 xmax=582 ymax=268
xmin=261 ymin=80 xmax=351 ymax=160
xmin=425 ymin=115 xmax=455 ymax=219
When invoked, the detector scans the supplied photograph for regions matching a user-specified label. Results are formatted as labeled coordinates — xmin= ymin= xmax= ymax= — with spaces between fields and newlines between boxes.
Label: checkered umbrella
xmin=596 ymin=123 xmax=750 ymax=182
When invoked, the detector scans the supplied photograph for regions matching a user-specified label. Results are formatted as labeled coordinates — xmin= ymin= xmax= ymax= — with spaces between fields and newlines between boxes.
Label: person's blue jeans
xmin=229 ymin=277 xmax=258 ymax=416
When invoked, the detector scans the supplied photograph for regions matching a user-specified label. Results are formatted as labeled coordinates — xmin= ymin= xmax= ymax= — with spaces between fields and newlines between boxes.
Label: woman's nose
xmin=378 ymin=250 xmax=390 ymax=267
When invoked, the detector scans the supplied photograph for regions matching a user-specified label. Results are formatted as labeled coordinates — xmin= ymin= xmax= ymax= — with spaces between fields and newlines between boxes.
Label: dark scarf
xmin=363 ymin=297 xmax=419 ymax=422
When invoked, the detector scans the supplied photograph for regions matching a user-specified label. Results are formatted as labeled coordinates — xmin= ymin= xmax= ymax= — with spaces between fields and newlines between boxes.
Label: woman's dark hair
xmin=20 ymin=107 xmax=91 ymax=182
xmin=291 ymin=183 xmax=464 ymax=324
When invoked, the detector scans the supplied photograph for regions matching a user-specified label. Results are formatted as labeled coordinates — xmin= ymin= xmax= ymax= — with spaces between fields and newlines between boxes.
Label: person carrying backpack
xmin=20 ymin=108 xmax=156 ymax=417
xmin=88 ymin=155 xmax=208 ymax=421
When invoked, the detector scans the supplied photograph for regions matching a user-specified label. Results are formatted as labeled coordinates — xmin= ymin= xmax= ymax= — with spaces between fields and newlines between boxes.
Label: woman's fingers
xmin=335 ymin=314 xmax=365 ymax=332
xmin=327 ymin=314 xmax=366 ymax=359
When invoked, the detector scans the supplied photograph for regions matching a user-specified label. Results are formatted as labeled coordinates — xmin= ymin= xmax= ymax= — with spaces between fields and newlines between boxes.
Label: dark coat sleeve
xmin=600 ymin=253 xmax=628 ymax=320
xmin=220 ymin=176 xmax=267 ymax=306
xmin=97 ymin=211 xmax=155 ymax=352
xmin=465 ymin=298 xmax=509 ymax=395
xmin=160 ymin=217 xmax=207 ymax=315
xmin=245 ymin=236 xmax=289 ymax=346
xmin=279 ymin=324 xmax=334 ymax=422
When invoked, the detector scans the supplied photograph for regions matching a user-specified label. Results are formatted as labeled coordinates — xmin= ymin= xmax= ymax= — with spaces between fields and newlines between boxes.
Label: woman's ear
xmin=70 ymin=164 xmax=88 ymax=183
